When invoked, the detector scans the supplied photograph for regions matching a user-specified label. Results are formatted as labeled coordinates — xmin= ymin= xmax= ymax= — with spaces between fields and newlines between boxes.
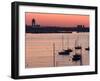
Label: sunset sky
xmin=25 ymin=12 xmax=89 ymax=27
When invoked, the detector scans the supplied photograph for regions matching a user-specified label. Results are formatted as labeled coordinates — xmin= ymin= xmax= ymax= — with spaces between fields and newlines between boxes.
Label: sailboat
xmin=85 ymin=35 xmax=89 ymax=51
xmin=72 ymin=36 xmax=82 ymax=62
xmin=72 ymin=54 xmax=81 ymax=61
xmin=59 ymin=34 xmax=73 ymax=55
xmin=74 ymin=34 xmax=82 ymax=49
xmin=85 ymin=47 xmax=89 ymax=51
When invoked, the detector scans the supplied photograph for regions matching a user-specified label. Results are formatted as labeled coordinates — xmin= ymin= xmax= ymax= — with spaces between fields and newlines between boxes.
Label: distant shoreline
xmin=26 ymin=26 xmax=89 ymax=33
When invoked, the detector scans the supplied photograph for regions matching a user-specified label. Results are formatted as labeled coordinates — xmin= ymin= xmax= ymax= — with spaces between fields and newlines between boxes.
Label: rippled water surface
xmin=25 ymin=32 xmax=89 ymax=68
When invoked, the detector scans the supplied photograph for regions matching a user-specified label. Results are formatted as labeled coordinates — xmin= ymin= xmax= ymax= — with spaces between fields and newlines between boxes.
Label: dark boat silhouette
xmin=74 ymin=36 xmax=82 ymax=49
xmin=75 ymin=46 xmax=82 ymax=49
xmin=85 ymin=47 xmax=89 ymax=51
xmin=72 ymin=54 xmax=81 ymax=61
xmin=72 ymin=36 xmax=83 ymax=65
xmin=58 ymin=35 xmax=73 ymax=55
xmin=59 ymin=50 xmax=70 ymax=55
xmin=85 ymin=36 xmax=89 ymax=51
xmin=64 ymin=49 xmax=73 ymax=52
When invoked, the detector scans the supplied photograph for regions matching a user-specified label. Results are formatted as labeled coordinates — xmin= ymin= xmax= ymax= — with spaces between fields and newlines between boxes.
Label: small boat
xmin=59 ymin=50 xmax=70 ymax=55
xmin=64 ymin=49 xmax=73 ymax=52
xmin=72 ymin=54 xmax=81 ymax=61
xmin=73 ymin=36 xmax=82 ymax=62
xmin=85 ymin=47 xmax=89 ymax=51
xmin=75 ymin=46 xmax=82 ymax=49
xmin=74 ymin=36 xmax=82 ymax=49
xmin=85 ymin=36 xmax=89 ymax=51
xmin=58 ymin=35 xmax=72 ymax=55
xmin=58 ymin=49 xmax=73 ymax=55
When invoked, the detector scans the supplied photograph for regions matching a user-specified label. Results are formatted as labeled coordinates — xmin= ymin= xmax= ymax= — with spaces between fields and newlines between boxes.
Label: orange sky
xmin=25 ymin=12 xmax=89 ymax=27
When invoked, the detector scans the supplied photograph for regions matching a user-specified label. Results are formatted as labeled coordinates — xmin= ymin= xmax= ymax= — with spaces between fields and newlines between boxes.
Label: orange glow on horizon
xmin=25 ymin=12 xmax=89 ymax=27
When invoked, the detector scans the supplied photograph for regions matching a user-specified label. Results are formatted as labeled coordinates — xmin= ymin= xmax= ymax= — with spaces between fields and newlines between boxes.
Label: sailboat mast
xmin=62 ymin=34 xmax=64 ymax=50
xmin=75 ymin=39 xmax=77 ymax=54
xmin=67 ymin=36 xmax=69 ymax=49
xmin=88 ymin=35 xmax=89 ymax=48
xmin=53 ymin=43 xmax=56 ymax=67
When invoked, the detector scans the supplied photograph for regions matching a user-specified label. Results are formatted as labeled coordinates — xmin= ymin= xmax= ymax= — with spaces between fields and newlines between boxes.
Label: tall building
xmin=32 ymin=18 xmax=36 ymax=27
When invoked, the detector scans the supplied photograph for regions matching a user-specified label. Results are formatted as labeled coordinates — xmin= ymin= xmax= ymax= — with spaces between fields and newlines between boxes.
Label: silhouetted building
xmin=32 ymin=18 xmax=36 ymax=27
xmin=77 ymin=25 xmax=85 ymax=28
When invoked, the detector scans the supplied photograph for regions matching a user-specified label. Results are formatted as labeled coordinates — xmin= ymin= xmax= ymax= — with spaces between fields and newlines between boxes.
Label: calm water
xmin=25 ymin=32 xmax=89 ymax=68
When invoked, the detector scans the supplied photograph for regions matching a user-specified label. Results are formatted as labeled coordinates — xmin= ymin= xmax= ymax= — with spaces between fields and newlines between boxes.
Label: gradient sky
xmin=25 ymin=12 xmax=89 ymax=27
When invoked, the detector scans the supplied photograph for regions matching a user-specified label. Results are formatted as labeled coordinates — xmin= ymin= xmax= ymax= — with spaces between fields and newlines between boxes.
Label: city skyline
xmin=25 ymin=12 xmax=89 ymax=27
